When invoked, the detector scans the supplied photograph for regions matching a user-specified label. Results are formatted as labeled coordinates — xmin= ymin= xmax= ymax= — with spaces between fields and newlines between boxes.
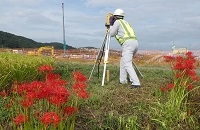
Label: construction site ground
xmin=1 ymin=48 xmax=200 ymax=67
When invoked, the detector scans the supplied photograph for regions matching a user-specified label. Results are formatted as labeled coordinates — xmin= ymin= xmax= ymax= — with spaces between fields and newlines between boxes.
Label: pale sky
xmin=0 ymin=0 xmax=200 ymax=51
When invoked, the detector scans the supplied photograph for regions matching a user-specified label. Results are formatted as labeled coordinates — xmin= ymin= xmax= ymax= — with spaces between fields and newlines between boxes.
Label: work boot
xmin=116 ymin=82 xmax=127 ymax=87
xmin=130 ymin=85 xmax=141 ymax=89
xmin=119 ymin=81 xmax=128 ymax=84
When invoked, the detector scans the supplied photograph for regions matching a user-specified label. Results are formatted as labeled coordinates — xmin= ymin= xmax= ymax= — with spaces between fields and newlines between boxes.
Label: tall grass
xmin=0 ymin=52 xmax=55 ymax=90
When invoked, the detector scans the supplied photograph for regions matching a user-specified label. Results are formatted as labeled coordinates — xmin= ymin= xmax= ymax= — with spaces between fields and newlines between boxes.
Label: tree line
xmin=0 ymin=31 xmax=75 ymax=49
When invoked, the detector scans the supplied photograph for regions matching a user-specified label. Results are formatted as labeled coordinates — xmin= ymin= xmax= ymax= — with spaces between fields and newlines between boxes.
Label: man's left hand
xmin=109 ymin=16 xmax=116 ymax=26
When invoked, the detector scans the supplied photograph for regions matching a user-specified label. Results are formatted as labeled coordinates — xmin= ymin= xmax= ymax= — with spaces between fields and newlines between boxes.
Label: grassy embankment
xmin=0 ymin=52 xmax=199 ymax=130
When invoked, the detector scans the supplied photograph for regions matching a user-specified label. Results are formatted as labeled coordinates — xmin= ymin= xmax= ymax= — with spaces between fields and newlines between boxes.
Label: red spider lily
xmin=0 ymin=90 xmax=7 ymax=97
xmin=184 ymin=59 xmax=196 ymax=70
xmin=167 ymin=83 xmax=175 ymax=90
xmin=173 ymin=62 xmax=185 ymax=70
xmin=174 ymin=52 xmax=196 ymax=70
xmin=45 ymin=77 xmax=67 ymax=87
xmin=163 ymin=55 xmax=174 ymax=62
xmin=36 ymin=86 xmax=52 ymax=99
xmin=40 ymin=112 xmax=61 ymax=127
xmin=72 ymin=82 xmax=89 ymax=99
xmin=73 ymin=71 xmax=87 ymax=82
xmin=16 ymin=81 xmax=43 ymax=96
xmin=77 ymin=89 xmax=89 ymax=99
xmin=186 ymin=51 xmax=194 ymax=59
xmin=21 ymin=99 xmax=34 ymax=109
xmin=72 ymin=71 xmax=89 ymax=99
xmin=192 ymin=76 xmax=198 ymax=81
xmin=63 ymin=106 xmax=77 ymax=116
xmin=13 ymin=114 xmax=28 ymax=126
xmin=160 ymin=87 xmax=167 ymax=92
xmin=73 ymin=82 xmax=86 ymax=91
xmin=25 ymin=91 xmax=38 ymax=100
xmin=16 ymin=83 xmax=28 ymax=96
xmin=162 ymin=51 xmax=199 ymax=93
xmin=48 ymin=95 xmax=68 ymax=107
xmin=186 ymin=69 xmax=196 ymax=77
xmin=46 ymin=73 xmax=61 ymax=81
xmin=48 ymin=85 xmax=69 ymax=106
xmin=175 ymin=73 xmax=182 ymax=78
xmin=176 ymin=56 xmax=184 ymax=62
xmin=187 ymin=84 xmax=193 ymax=91
xmin=39 ymin=65 xmax=54 ymax=73
xmin=16 ymin=81 xmax=45 ymax=99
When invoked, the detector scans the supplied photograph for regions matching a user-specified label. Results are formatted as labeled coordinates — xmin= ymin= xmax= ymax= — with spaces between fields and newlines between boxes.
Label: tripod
xmin=132 ymin=61 xmax=144 ymax=78
xmin=89 ymin=28 xmax=111 ymax=86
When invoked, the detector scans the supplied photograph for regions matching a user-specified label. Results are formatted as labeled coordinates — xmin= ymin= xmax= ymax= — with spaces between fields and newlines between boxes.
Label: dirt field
xmin=1 ymin=48 xmax=200 ymax=67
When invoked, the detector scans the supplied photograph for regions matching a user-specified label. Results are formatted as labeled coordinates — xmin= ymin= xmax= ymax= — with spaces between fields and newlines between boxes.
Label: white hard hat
xmin=113 ymin=8 xmax=124 ymax=16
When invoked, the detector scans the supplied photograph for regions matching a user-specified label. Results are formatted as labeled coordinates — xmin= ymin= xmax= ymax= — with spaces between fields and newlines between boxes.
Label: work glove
xmin=109 ymin=16 xmax=116 ymax=26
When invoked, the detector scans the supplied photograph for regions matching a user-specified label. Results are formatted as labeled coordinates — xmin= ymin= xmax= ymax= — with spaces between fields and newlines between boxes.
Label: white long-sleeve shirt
xmin=110 ymin=19 xmax=127 ymax=38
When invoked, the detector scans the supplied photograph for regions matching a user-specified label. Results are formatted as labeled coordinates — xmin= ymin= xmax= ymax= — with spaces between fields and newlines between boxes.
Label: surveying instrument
xmin=89 ymin=13 xmax=144 ymax=86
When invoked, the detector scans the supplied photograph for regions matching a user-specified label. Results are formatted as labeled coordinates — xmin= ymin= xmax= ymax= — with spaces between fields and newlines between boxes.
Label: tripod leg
xmin=101 ymin=50 xmax=109 ymax=86
xmin=98 ymin=63 xmax=100 ymax=78
xmin=102 ymin=30 xmax=111 ymax=86
xmin=88 ymin=34 xmax=107 ymax=80
xmin=132 ymin=61 xmax=144 ymax=78
xmin=101 ymin=63 xmax=107 ymax=86
xmin=89 ymin=62 xmax=97 ymax=80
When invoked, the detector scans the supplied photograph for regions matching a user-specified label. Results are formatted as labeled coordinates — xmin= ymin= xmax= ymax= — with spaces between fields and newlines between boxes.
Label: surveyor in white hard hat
xmin=109 ymin=8 xmax=141 ymax=88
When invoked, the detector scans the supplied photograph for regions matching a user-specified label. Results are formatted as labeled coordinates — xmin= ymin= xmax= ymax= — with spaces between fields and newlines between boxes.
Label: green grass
xmin=57 ymin=61 xmax=200 ymax=130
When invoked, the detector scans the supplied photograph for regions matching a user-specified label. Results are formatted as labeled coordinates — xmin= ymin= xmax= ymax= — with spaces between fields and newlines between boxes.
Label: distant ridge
xmin=0 ymin=30 xmax=75 ymax=49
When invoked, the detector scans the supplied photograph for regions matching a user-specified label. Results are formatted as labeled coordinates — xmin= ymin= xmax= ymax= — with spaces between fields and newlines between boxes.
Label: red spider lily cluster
xmin=72 ymin=71 xmax=89 ymax=99
xmin=13 ymin=73 xmax=69 ymax=108
xmin=40 ymin=112 xmax=61 ymax=127
xmin=63 ymin=106 xmax=77 ymax=117
xmin=39 ymin=65 xmax=54 ymax=73
xmin=161 ymin=52 xmax=199 ymax=92
xmin=0 ymin=65 xmax=89 ymax=129
xmin=13 ymin=114 xmax=28 ymax=126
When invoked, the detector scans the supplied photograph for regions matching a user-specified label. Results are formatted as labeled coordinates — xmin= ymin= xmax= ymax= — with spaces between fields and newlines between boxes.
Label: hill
xmin=0 ymin=31 xmax=75 ymax=49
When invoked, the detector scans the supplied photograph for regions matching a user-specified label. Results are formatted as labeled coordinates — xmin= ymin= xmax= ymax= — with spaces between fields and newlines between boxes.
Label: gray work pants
xmin=120 ymin=40 xmax=140 ymax=85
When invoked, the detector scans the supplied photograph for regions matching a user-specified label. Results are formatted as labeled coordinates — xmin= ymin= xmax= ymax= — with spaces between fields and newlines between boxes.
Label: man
xmin=109 ymin=8 xmax=141 ymax=88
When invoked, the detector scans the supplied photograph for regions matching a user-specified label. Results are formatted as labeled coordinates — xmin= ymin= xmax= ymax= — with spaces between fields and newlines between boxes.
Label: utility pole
xmin=62 ymin=2 xmax=66 ymax=56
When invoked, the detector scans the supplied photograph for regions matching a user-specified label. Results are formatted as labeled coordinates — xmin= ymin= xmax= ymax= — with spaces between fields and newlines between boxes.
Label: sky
xmin=0 ymin=0 xmax=200 ymax=51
